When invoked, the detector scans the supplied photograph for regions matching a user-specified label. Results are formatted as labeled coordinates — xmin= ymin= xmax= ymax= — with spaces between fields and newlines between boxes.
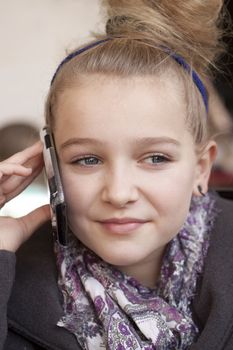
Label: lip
xmin=99 ymin=217 xmax=149 ymax=235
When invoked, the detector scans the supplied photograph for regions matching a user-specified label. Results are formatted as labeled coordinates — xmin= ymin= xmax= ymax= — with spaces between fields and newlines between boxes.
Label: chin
xmin=96 ymin=248 xmax=143 ymax=268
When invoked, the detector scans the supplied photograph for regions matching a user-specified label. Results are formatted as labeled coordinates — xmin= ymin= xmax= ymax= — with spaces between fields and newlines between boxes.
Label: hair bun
xmin=102 ymin=0 xmax=225 ymax=75
xmin=106 ymin=15 xmax=130 ymax=35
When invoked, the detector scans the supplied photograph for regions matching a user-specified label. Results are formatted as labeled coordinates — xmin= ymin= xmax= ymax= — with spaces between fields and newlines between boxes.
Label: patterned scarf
xmin=55 ymin=194 xmax=217 ymax=349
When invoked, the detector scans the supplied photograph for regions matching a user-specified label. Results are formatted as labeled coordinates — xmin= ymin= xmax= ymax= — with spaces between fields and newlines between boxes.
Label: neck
xmin=117 ymin=246 xmax=165 ymax=288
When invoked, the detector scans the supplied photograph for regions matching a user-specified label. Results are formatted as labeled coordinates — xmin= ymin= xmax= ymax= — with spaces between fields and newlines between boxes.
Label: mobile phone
xmin=40 ymin=126 xmax=67 ymax=245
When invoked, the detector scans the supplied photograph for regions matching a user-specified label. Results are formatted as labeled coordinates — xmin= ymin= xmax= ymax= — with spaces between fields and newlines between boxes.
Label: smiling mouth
xmin=98 ymin=218 xmax=149 ymax=235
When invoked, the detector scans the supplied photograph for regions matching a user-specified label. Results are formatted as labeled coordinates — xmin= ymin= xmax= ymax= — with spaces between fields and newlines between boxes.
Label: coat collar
xmin=7 ymin=221 xmax=81 ymax=350
xmin=191 ymin=195 xmax=233 ymax=350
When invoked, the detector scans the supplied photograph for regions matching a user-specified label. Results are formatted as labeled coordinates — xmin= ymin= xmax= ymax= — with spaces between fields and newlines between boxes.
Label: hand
xmin=0 ymin=141 xmax=51 ymax=252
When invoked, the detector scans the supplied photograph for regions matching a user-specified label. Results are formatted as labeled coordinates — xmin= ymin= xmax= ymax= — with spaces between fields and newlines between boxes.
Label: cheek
xmin=61 ymin=170 xmax=99 ymax=216
xmin=143 ymin=165 xmax=196 ymax=224
xmin=145 ymin=165 xmax=196 ymax=199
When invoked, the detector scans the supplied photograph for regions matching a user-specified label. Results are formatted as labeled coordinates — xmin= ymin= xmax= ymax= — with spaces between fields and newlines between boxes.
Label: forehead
xmin=54 ymin=73 xmax=188 ymax=142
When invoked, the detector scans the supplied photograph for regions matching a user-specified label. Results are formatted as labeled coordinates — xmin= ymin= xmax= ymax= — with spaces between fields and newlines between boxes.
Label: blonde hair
xmin=46 ymin=0 xmax=225 ymax=147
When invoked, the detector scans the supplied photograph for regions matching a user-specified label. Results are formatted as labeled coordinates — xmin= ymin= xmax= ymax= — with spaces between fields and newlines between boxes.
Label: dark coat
xmin=1 ymin=193 xmax=233 ymax=350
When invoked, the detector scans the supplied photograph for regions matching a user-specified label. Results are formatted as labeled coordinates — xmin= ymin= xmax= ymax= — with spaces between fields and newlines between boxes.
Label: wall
xmin=0 ymin=0 xmax=102 ymax=128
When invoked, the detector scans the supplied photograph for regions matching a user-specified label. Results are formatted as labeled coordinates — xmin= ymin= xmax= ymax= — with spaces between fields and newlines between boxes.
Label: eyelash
xmin=71 ymin=155 xmax=102 ymax=166
xmin=142 ymin=154 xmax=170 ymax=165
xmin=71 ymin=153 xmax=170 ymax=167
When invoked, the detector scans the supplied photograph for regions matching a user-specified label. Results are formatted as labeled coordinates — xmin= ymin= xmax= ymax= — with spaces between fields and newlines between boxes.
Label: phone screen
xmin=40 ymin=126 xmax=67 ymax=245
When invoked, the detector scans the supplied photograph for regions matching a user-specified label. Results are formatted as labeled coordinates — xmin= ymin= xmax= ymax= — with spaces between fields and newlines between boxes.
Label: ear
xmin=193 ymin=140 xmax=217 ymax=196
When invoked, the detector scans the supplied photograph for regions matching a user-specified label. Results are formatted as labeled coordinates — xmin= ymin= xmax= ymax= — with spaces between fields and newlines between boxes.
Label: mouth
xmin=98 ymin=218 xmax=149 ymax=235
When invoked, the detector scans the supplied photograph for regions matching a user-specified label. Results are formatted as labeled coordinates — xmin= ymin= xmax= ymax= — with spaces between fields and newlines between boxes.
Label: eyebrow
xmin=60 ymin=137 xmax=181 ymax=150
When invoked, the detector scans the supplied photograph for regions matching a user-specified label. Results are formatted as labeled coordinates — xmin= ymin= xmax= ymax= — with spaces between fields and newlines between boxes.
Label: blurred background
xmin=0 ymin=0 xmax=102 ymax=216
xmin=0 ymin=0 xmax=102 ymax=127
xmin=1 ymin=0 xmax=231 ymax=131
xmin=207 ymin=0 xmax=233 ymax=189
xmin=0 ymin=0 xmax=232 ymax=217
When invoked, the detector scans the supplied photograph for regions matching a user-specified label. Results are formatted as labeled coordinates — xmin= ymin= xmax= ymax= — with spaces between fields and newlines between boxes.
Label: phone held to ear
xmin=40 ymin=126 xmax=67 ymax=246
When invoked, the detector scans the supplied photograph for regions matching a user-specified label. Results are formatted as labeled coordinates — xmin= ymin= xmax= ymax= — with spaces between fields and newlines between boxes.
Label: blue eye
xmin=144 ymin=154 xmax=169 ymax=164
xmin=73 ymin=156 xmax=101 ymax=166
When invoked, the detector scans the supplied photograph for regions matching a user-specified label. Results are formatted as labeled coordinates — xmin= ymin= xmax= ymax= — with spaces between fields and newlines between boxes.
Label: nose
xmin=101 ymin=166 xmax=139 ymax=208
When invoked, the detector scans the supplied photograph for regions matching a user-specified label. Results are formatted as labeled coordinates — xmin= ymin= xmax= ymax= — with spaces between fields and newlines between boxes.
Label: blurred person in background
xmin=207 ymin=0 xmax=233 ymax=189
xmin=208 ymin=81 xmax=233 ymax=189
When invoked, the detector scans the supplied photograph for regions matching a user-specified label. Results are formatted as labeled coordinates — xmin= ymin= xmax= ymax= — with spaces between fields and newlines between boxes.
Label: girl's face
xmin=54 ymin=74 xmax=214 ymax=285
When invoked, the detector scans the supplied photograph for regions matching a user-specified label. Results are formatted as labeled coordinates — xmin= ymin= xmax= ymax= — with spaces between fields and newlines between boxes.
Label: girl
xmin=1 ymin=0 xmax=233 ymax=349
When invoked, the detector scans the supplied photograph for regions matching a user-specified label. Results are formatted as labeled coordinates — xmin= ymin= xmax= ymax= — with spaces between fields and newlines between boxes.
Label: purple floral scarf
xmin=55 ymin=194 xmax=217 ymax=349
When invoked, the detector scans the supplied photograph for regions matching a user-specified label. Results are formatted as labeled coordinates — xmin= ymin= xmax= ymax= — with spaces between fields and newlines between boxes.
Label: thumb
xmin=18 ymin=204 xmax=51 ymax=244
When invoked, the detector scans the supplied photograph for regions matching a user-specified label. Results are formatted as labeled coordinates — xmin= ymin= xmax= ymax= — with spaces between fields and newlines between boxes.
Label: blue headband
xmin=51 ymin=38 xmax=208 ymax=112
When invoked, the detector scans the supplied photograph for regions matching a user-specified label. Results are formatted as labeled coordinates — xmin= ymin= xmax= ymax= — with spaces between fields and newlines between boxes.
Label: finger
xmin=18 ymin=204 xmax=51 ymax=244
xmin=0 ymin=164 xmax=32 ymax=180
xmin=0 ymin=195 xmax=6 ymax=208
xmin=0 ymin=162 xmax=44 ymax=206
xmin=1 ymin=153 xmax=43 ymax=192
xmin=23 ymin=150 xmax=43 ymax=170
xmin=3 ymin=141 xmax=43 ymax=165
xmin=0 ymin=152 xmax=44 ymax=195
xmin=0 ymin=205 xmax=51 ymax=252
